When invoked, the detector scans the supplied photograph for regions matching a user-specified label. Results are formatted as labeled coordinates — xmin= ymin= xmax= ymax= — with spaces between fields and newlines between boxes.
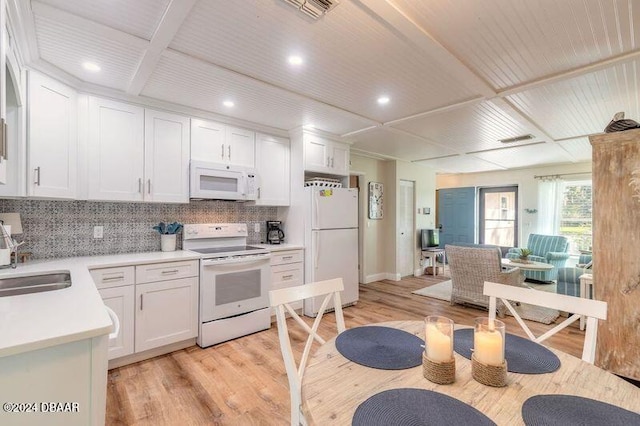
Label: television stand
xmin=421 ymin=248 xmax=446 ymax=276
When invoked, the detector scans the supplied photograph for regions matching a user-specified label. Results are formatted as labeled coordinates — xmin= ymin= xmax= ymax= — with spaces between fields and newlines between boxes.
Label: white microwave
xmin=190 ymin=161 xmax=259 ymax=201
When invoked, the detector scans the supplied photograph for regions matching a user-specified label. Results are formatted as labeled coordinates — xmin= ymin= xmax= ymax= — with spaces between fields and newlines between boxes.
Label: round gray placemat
xmin=522 ymin=394 xmax=640 ymax=425
xmin=453 ymin=329 xmax=560 ymax=374
xmin=335 ymin=326 xmax=423 ymax=370
xmin=352 ymin=388 xmax=496 ymax=426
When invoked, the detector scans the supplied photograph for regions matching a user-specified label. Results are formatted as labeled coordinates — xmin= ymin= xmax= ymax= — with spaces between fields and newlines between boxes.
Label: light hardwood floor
xmin=106 ymin=274 xmax=586 ymax=425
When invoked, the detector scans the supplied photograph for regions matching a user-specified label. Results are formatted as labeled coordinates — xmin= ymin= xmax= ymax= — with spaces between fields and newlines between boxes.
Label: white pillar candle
xmin=425 ymin=316 xmax=454 ymax=362
xmin=474 ymin=329 xmax=504 ymax=366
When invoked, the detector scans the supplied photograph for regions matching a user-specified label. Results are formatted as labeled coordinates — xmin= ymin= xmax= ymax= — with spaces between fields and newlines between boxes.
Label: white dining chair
xmin=269 ymin=278 xmax=346 ymax=426
xmin=483 ymin=281 xmax=607 ymax=364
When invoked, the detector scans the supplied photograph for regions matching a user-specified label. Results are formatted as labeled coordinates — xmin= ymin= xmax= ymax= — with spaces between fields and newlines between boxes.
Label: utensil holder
xmin=471 ymin=354 xmax=507 ymax=387
xmin=422 ymin=352 xmax=455 ymax=384
xmin=161 ymin=234 xmax=176 ymax=252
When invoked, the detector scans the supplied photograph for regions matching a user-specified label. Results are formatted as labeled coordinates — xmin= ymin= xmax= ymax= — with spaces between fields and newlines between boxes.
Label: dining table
xmin=301 ymin=320 xmax=640 ymax=425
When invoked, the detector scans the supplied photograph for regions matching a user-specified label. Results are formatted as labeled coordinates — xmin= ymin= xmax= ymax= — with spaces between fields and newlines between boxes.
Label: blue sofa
xmin=506 ymin=234 xmax=570 ymax=282
xmin=556 ymin=254 xmax=593 ymax=297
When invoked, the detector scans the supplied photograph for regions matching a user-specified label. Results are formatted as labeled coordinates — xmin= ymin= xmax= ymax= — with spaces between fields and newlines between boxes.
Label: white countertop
xmin=0 ymin=251 xmax=201 ymax=358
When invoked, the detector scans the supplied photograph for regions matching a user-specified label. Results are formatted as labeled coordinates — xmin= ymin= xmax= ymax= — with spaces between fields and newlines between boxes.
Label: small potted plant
xmin=153 ymin=222 xmax=183 ymax=252
xmin=519 ymin=248 xmax=533 ymax=263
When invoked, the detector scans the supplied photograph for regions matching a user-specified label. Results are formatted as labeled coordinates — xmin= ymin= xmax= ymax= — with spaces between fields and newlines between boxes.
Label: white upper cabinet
xmin=0 ymin=20 xmax=26 ymax=196
xmin=225 ymin=126 xmax=255 ymax=168
xmin=87 ymin=97 xmax=144 ymax=201
xmin=191 ymin=118 xmax=255 ymax=167
xmin=28 ymin=72 xmax=77 ymax=198
xmin=144 ymin=109 xmax=190 ymax=203
xmin=255 ymin=133 xmax=290 ymax=206
xmin=304 ymin=134 xmax=350 ymax=176
xmin=86 ymin=99 xmax=189 ymax=203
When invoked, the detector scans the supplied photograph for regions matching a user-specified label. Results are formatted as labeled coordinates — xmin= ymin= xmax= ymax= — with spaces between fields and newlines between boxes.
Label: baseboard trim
xmin=364 ymin=273 xmax=387 ymax=283
xmin=108 ymin=338 xmax=196 ymax=369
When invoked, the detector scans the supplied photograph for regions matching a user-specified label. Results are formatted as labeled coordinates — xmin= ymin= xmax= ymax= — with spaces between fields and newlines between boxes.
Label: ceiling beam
xmin=497 ymin=48 xmax=640 ymax=98
xmin=127 ymin=0 xmax=198 ymax=95
xmin=354 ymin=0 xmax=496 ymax=98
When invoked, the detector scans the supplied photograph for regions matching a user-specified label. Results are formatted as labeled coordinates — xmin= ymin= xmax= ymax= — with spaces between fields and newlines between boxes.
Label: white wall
xmin=351 ymin=154 xmax=437 ymax=282
xmin=436 ymin=162 xmax=591 ymax=245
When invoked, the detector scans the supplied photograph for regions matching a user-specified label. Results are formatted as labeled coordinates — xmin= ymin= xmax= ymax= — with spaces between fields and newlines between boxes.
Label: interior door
xmin=437 ymin=187 xmax=476 ymax=247
xmin=398 ymin=180 xmax=415 ymax=277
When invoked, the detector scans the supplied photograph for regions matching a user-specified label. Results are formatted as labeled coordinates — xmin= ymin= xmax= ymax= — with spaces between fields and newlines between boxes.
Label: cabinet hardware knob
xmin=161 ymin=269 xmax=179 ymax=274
xmin=221 ymin=144 xmax=225 ymax=159
xmin=140 ymin=294 xmax=144 ymax=310
xmin=138 ymin=178 xmax=143 ymax=193
xmin=34 ymin=167 xmax=41 ymax=186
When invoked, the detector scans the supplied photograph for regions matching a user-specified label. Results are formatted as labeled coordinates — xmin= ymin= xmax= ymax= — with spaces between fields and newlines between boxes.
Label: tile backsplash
xmin=0 ymin=199 xmax=277 ymax=260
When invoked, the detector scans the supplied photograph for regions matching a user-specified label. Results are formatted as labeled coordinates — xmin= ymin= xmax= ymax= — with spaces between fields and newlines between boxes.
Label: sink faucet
xmin=0 ymin=223 xmax=22 ymax=269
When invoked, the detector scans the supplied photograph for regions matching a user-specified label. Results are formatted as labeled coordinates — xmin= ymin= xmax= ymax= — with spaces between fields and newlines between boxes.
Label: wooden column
xmin=590 ymin=128 xmax=640 ymax=381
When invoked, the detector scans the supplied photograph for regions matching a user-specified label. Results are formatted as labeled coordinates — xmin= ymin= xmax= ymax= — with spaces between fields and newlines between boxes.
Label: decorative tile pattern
xmin=0 ymin=199 xmax=277 ymax=259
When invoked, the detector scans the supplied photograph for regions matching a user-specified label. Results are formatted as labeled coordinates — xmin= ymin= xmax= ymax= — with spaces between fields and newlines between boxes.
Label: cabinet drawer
xmin=136 ymin=260 xmax=198 ymax=284
xmin=271 ymin=263 xmax=303 ymax=288
xmin=91 ymin=266 xmax=135 ymax=289
xmin=270 ymin=250 xmax=303 ymax=266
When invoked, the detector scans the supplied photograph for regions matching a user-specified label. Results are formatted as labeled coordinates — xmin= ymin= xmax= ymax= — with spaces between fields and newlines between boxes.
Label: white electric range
xmin=183 ymin=223 xmax=271 ymax=347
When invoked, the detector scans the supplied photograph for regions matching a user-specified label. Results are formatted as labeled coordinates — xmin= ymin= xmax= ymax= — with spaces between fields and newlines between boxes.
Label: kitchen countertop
xmin=0 ymin=251 xmax=201 ymax=358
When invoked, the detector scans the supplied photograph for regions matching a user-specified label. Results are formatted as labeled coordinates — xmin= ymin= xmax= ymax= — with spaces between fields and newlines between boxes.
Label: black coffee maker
xmin=266 ymin=221 xmax=285 ymax=244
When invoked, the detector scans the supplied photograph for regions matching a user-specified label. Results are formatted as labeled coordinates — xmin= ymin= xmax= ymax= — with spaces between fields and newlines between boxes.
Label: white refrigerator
xmin=303 ymin=187 xmax=359 ymax=317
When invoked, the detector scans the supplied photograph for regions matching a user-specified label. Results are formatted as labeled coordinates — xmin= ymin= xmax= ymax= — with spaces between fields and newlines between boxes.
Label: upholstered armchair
xmin=506 ymin=234 xmax=570 ymax=282
xmin=556 ymin=254 xmax=593 ymax=297
xmin=446 ymin=244 xmax=524 ymax=314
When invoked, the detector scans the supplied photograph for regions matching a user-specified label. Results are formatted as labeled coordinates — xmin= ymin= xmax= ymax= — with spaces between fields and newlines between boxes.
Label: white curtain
xmin=537 ymin=178 xmax=564 ymax=235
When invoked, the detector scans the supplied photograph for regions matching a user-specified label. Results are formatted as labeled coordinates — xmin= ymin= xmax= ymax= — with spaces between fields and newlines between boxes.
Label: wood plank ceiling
xmin=20 ymin=0 xmax=640 ymax=173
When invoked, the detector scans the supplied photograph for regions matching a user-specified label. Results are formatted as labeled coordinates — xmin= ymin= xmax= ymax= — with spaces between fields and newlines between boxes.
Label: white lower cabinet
xmin=270 ymin=249 xmax=304 ymax=311
xmin=92 ymin=260 xmax=198 ymax=364
xmin=135 ymin=277 xmax=198 ymax=352
xmin=98 ymin=285 xmax=135 ymax=359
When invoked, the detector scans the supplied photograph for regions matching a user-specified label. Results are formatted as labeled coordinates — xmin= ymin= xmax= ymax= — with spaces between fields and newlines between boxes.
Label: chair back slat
xmin=483 ymin=281 xmax=607 ymax=364
xmin=269 ymin=278 xmax=346 ymax=425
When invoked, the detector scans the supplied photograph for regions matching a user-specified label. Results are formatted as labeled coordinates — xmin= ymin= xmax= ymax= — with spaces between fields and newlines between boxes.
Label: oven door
xmin=200 ymin=256 xmax=270 ymax=322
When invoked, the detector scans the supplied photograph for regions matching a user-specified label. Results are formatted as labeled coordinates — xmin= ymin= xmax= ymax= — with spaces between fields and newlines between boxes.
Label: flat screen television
xmin=420 ymin=229 xmax=439 ymax=250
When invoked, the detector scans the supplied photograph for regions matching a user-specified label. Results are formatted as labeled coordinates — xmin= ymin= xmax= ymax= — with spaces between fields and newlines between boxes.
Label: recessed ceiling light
xmin=82 ymin=62 xmax=101 ymax=72
xmin=377 ymin=96 xmax=390 ymax=105
xmin=288 ymin=55 xmax=303 ymax=66
xmin=223 ymin=100 xmax=235 ymax=108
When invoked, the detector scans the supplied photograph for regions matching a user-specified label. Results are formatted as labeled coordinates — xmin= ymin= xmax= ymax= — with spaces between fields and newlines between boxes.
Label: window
xmin=479 ymin=186 xmax=518 ymax=247
xmin=559 ymin=180 xmax=592 ymax=254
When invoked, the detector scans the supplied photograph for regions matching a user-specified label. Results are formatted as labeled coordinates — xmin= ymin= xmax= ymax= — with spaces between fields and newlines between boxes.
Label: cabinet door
xmin=304 ymin=135 xmax=330 ymax=173
xmin=331 ymin=142 xmax=350 ymax=176
xmin=99 ymin=286 xmax=135 ymax=360
xmin=226 ymin=126 xmax=255 ymax=167
xmin=28 ymin=72 xmax=77 ymax=198
xmin=144 ymin=109 xmax=190 ymax=203
xmin=255 ymin=134 xmax=290 ymax=206
xmin=88 ymin=97 xmax=144 ymax=201
xmin=135 ymin=277 xmax=198 ymax=352
xmin=191 ymin=118 xmax=225 ymax=163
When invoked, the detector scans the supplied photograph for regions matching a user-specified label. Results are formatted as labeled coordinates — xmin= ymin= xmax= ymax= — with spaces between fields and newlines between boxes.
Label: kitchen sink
xmin=0 ymin=272 xmax=72 ymax=297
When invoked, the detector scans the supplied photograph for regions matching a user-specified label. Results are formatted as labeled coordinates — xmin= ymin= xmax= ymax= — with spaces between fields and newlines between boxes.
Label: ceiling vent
xmin=283 ymin=0 xmax=340 ymax=19
xmin=498 ymin=134 xmax=535 ymax=144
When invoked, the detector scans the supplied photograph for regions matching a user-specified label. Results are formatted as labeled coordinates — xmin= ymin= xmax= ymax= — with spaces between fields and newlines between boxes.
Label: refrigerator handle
xmin=314 ymin=192 xmax=319 ymax=228
xmin=314 ymin=232 xmax=319 ymax=269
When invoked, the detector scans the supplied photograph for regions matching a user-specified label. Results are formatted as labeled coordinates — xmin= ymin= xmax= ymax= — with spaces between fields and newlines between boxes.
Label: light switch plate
xmin=254 ymin=223 xmax=260 ymax=233
xmin=93 ymin=226 xmax=103 ymax=239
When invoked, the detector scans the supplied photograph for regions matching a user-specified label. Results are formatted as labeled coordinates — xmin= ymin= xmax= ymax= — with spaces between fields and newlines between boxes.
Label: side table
xmin=578 ymin=273 xmax=594 ymax=331
xmin=421 ymin=248 xmax=446 ymax=276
